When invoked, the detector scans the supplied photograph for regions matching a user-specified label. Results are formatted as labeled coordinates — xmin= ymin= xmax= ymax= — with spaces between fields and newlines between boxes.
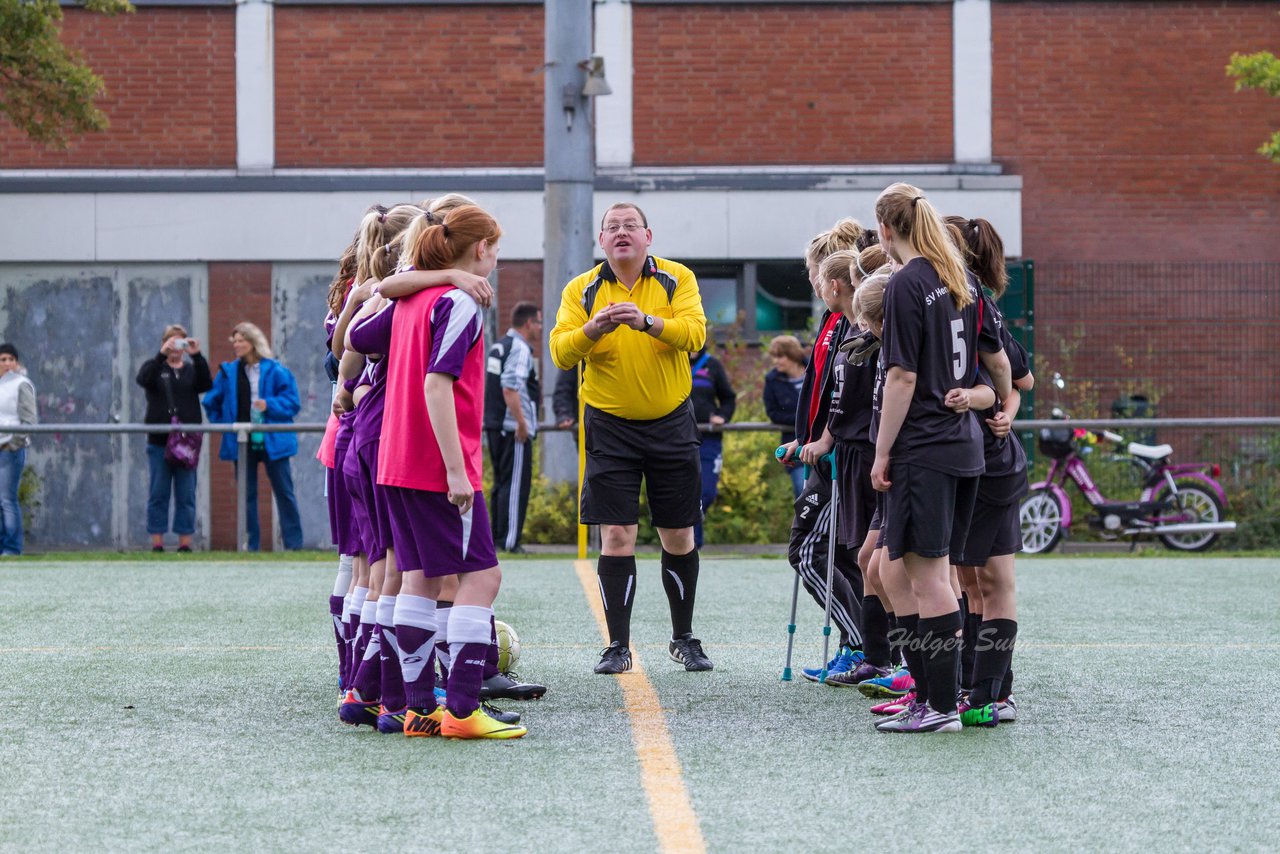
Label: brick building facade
xmin=1 ymin=0 xmax=1277 ymax=549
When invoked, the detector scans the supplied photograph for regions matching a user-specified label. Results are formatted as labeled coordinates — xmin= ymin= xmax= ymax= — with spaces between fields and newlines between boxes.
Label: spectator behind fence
xmin=203 ymin=322 xmax=304 ymax=551
xmin=689 ymin=345 xmax=736 ymax=548
xmin=763 ymin=334 xmax=808 ymax=497
xmin=485 ymin=301 xmax=543 ymax=554
xmin=136 ymin=324 xmax=212 ymax=553
xmin=0 ymin=343 xmax=36 ymax=556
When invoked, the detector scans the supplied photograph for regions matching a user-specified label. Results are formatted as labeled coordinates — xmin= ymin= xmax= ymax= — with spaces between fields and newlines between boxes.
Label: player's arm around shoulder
xmin=654 ymin=261 xmax=707 ymax=352
xmin=549 ymin=269 xmax=598 ymax=371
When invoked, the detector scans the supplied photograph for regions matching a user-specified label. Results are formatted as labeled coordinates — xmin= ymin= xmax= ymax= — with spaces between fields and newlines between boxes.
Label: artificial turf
xmin=2 ymin=556 xmax=1277 ymax=851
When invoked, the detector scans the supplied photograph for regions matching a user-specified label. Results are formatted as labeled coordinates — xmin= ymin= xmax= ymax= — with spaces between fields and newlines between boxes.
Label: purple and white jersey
xmin=427 ymin=290 xmax=483 ymax=380
xmin=348 ymin=300 xmax=395 ymax=451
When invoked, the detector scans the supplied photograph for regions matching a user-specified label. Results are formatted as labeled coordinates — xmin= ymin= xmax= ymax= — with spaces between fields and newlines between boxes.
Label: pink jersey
xmin=377 ymin=285 xmax=485 ymax=492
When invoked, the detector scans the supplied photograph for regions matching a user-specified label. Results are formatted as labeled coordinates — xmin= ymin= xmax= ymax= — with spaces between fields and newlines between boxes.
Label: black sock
xmin=896 ymin=614 xmax=927 ymax=703
xmin=970 ymin=619 xmax=1017 ymax=707
xmin=886 ymin=612 xmax=901 ymax=666
xmin=918 ymin=611 xmax=963 ymax=714
xmin=1000 ymin=666 xmax=1014 ymax=701
xmin=660 ymin=548 xmax=699 ymax=638
xmin=862 ymin=595 xmax=891 ymax=667
xmin=597 ymin=555 xmax=637 ymax=646
xmin=960 ymin=601 xmax=979 ymax=692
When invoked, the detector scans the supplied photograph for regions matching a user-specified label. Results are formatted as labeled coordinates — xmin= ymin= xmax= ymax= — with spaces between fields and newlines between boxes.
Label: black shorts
xmin=581 ymin=401 xmax=702 ymax=528
xmin=872 ymin=491 xmax=886 ymax=549
xmin=835 ymin=442 xmax=876 ymax=548
xmin=955 ymin=496 xmax=1022 ymax=567
xmin=884 ymin=462 xmax=979 ymax=562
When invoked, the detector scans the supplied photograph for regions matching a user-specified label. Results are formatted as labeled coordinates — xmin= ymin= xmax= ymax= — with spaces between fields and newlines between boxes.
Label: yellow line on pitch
xmin=573 ymin=559 xmax=706 ymax=854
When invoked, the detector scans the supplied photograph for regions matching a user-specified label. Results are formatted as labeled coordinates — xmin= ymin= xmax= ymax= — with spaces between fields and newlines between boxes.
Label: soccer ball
xmin=495 ymin=620 xmax=521 ymax=674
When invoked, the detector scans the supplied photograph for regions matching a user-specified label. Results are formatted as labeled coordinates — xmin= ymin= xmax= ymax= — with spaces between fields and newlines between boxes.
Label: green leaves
xmin=0 ymin=0 xmax=134 ymax=147
xmin=1226 ymin=49 xmax=1280 ymax=163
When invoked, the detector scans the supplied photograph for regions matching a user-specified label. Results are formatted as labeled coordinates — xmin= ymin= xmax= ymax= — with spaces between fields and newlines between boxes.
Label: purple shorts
xmin=327 ymin=420 xmax=361 ymax=555
xmin=384 ymin=486 xmax=497 ymax=577
xmin=344 ymin=440 xmax=390 ymax=564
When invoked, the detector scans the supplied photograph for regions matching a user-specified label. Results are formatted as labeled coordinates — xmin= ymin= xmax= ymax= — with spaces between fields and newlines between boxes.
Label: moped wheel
xmin=1155 ymin=482 xmax=1224 ymax=552
xmin=1019 ymin=487 xmax=1064 ymax=554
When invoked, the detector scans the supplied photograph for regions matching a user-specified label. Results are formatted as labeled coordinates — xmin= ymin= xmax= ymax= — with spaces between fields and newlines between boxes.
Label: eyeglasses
xmin=603 ymin=222 xmax=645 ymax=235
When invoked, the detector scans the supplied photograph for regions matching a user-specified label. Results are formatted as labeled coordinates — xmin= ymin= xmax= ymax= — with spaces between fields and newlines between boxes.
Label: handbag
xmin=160 ymin=369 xmax=202 ymax=469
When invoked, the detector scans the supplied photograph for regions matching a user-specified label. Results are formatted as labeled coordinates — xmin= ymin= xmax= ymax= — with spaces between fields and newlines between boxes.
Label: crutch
xmin=779 ymin=445 xmax=803 ymax=681
xmin=817 ymin=446 xmax=839 ymax=684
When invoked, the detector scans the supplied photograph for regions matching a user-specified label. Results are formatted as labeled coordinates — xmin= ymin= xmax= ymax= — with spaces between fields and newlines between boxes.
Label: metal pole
xmin=236 ymin=425 xmax=249 ymax=553
xmin=542 ymin=0 xmax=595 ymax=485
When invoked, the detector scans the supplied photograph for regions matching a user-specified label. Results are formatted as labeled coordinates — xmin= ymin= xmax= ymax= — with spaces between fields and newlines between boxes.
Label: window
xmin=688 ymin=264 xmax=740 ymax=327
xmin=756 ymin=262 xmax=816 ymax=332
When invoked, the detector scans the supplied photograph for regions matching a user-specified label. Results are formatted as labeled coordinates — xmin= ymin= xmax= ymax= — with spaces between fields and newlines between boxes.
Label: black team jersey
xmin=873 ymin=258 xmax=1002 ymax=477
xmin=827 ymin=327 xmax=876 ymax=454
xmin=973 ymin=315 xmax=1030 ymax=501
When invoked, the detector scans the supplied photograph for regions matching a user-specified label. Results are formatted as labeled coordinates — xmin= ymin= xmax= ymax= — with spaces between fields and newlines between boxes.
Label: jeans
xmin=0 ymin=447 xmax=25 ymax=555
xmin=694 ymin=436 xmax=723 ymax=549
xmin=787 ymin=464 xmax=805 ymax=499
xmin=146 ymin=444 xmax=197 ymax=536
xmin=236 ymin=449 xmax=303 ymax=551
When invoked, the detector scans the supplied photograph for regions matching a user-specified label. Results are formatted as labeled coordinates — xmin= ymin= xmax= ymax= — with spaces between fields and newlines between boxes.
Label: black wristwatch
xmin=642 ymin=314 xmax=655 ymax=332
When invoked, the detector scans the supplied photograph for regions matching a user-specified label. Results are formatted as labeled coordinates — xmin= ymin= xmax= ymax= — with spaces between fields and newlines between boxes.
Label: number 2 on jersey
xmin=950 ymin=319 xmax=967 ymax=381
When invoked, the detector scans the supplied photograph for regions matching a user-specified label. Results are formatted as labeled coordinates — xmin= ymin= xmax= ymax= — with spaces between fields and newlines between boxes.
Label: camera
xmin=173 ymin=338 xmax=188 ymax=350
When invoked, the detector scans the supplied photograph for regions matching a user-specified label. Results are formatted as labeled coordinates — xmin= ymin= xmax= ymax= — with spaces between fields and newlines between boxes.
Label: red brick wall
xmin=994 ymin=3 xmax=1280 ymax=422
xmin=207 ymin=263 xmax=275 ymax=550
xmin=274 ymin=6 xmax=544 ymax=167
xmin=632 ymin=4 xmax=953 ymax=165
xmin=496 ymin=261 xmax=544 ymax=345
xmin=993 ymin=1 xmax=1280 ymax=263
xmin=0 ymin=8 xmax=236 ymax=168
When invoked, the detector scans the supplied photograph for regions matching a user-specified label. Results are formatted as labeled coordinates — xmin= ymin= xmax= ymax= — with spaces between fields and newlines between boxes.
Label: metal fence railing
xmin=17 ymin=417 xmax=1280 ymax=551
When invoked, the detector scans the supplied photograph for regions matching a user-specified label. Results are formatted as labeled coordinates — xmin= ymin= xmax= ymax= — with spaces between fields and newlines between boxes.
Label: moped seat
xmin=1128 ymin=442 xmax=1172 ymax=460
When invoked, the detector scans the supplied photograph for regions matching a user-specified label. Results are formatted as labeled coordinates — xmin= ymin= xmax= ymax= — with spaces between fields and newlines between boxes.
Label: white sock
xmin=435 ymin=605 xmax=453 ymax=670
xmin=349 ymin=586 xmax=369 ymax=621
xmin=332 ymin=554 xmax=354 ymax=597
xmin=448 ymin=605 xmax=494 ymax=664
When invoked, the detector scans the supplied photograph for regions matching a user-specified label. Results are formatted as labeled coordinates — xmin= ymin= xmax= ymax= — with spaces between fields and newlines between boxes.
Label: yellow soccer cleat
xmin=403 ymin=706 xmax=444 ymax=738
xmin=441 ymin=706 xmax=528 ymax=740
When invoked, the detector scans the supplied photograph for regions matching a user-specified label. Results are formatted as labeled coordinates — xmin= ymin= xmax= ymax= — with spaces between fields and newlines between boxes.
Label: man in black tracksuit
xmin=484 ymin=303 xmax=542 ymax=553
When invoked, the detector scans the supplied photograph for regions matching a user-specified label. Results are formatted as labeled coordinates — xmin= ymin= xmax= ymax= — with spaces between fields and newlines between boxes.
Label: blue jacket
xmin=202 ymin=358 xmax=300 ymax=461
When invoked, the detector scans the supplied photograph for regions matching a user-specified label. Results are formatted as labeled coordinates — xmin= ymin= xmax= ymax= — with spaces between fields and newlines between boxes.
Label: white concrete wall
xmin=0 ymin=182 xmax=1022 ymax=263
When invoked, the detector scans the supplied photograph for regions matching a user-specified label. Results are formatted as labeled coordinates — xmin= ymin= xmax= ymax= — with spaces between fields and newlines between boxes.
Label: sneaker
xmin=441 ymin=706 xmax=528 ymax=740
xmin=403 ymin=706 xmax=444 ymax=738
xmin=481 ymin=701 xmax=522 ymax=725
xmin=958 ymin=700 xmax=999 ymax=728
xmin=338 ymin=690 xmax=380 ymax=728
xmin=594 ymin=642 xmax=633 ymax=675
xmin=480 ymin=672 xmax=547 ymax=701
xmin=176 ymin=545 xmax=192 ymax=553
xmin=826 ymin=661 xmax=890 ymax=688
xmin=151 ymin=545 xmax=164 ymax=553
xmin=996 ymin=696 xmax=1017 ymax=722
xmin=801 ymin=645 xmax=863 ymax=683
xmin=876 ymin=700 xmax=961 ymax=733
xmin=858 ymin=667 xmax=914 ymax=699
xmin=377 ymin=706 xmax=407 ymax=734
xmin=870 ymin=690 xmax=916 ymax=716
xmin=669 ymin=634 xmax=714 ymax=672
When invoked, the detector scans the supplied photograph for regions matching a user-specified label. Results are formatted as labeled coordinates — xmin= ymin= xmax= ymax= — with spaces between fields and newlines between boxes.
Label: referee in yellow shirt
xmin=550 ymin=202 xmax=713 ymax=675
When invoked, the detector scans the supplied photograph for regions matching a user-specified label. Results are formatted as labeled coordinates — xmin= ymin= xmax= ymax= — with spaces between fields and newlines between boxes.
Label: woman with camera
xmin=137 ymin=324 xmax=213 ymax=552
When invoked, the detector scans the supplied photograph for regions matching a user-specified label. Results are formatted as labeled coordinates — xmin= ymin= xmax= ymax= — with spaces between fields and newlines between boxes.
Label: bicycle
xmin=1019 ymin=408 xmax=1235 ymax=555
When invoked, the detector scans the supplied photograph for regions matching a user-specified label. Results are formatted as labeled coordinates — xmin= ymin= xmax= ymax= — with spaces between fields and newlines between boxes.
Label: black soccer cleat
xmin=594 ymin=642 xmax=633 ymax=675
xmin=481 ymin=701 xmax=522 ymax=725
xmin=479 ymin=672 xmax=547 ymax=701
xmin=669 ymin=633 xmax=714 ymax=672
